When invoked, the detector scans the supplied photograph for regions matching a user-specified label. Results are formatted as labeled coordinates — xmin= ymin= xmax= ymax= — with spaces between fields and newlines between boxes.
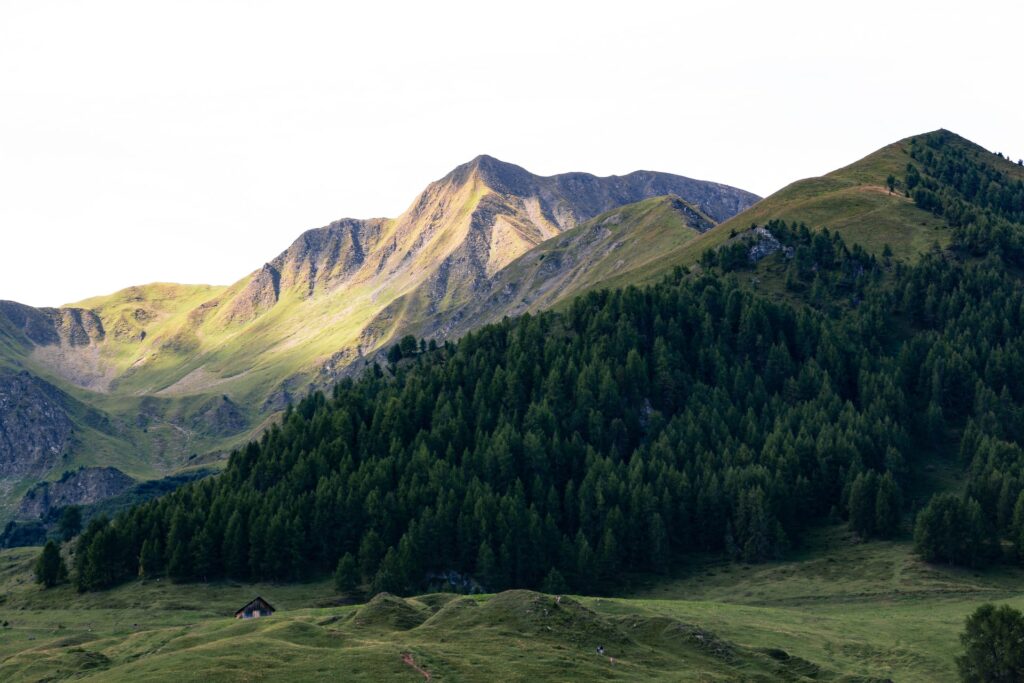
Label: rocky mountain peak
xmin=447 ymin=155 xmax=539 ymax=197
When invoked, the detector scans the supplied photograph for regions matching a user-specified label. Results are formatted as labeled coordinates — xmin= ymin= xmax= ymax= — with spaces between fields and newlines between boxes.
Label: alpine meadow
xmin=4 ymin=5 xmax=1024 ymax=674
xmin=3 ymin=128 xmax=1024 ymax=680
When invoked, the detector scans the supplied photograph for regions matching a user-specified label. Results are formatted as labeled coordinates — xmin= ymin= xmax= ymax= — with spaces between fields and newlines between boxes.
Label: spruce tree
xmin=139 ymin=539 xmax=161 ymax=579
xmin=874 ymin=472 xmax=901 ymax=537
xmin=358 ymin=530 xmax=385 ymax=581
xmin=35 ymin=540 xmax=66 ymax=588
xmin=334 ymin=553 xmax=359 ymax=592
xmin=848 ymin=472 xmax=878 ymax=538
xmin=540 ymin=567 xmax=568 ymax=594
xmin=58 ymin=506 xmax=82 ymax=541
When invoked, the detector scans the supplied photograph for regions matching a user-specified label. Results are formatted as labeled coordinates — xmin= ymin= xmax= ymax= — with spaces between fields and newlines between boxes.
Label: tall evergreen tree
xmin=334 ymin=553 xmax=359 ymax=593
xmin=58 ymin=506 xmax=82 ymax=541
xmin=34 ymin=540 xmax=66 ymax=588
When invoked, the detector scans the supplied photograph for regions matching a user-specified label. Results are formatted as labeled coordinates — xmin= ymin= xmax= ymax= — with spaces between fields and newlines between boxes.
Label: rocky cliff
xmin=368 ymin=194 xmax=721 ymax=346
xmin=16 ymin=466 xmax=134 ymax=519
xmin=211 ymin=155 xmax=759 ymax=330
xmin=0 ymin=372 xmax=74 ymax=479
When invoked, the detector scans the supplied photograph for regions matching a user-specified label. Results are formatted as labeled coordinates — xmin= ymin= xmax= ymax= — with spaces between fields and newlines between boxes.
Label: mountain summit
xmin=0 ymin=155 xmax=757 ymax=516
xmin=446 ymin=153 xmax=754 ymax=226
xmin=188 ymin=155 xmax=757 ymax=359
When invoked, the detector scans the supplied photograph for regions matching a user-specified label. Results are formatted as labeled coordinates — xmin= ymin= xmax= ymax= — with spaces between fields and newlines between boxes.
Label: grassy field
xmin=2 ymin=525 xmax=1021 ymax=681
xmin=2 ymin=130 xmax=1019 ymax=679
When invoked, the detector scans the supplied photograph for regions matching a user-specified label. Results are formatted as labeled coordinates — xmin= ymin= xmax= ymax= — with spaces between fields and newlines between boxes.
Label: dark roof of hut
xmin=234 ymin=596 xmax=276 ymax=616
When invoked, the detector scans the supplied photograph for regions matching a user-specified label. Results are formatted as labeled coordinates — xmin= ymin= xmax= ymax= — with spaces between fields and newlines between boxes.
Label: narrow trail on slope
xmin=401 ymin=651 xmax=431 ymax=680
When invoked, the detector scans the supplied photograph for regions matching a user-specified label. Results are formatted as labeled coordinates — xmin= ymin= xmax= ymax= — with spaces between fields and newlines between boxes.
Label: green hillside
xmin=479 ymin=194 xmax=714 ymax=306
xmin=3 ymin=528 xmax=1023 ymax=681
xmin=58 ymin=130 xmax=1024 ymax=598
xmin=601 ymin=129 xmax=1024 ymax=291
xmin=4 ymin=130 xmax=1024 ymax=680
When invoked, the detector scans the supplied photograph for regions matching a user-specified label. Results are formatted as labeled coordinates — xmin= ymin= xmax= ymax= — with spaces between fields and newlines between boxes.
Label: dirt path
xmin=401 ymin=651 xmax=431 ymax=680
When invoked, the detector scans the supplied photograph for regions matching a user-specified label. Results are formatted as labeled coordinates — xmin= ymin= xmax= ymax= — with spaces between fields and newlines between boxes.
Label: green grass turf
xmin=2 ymin=524 xmax=1022 ymax=681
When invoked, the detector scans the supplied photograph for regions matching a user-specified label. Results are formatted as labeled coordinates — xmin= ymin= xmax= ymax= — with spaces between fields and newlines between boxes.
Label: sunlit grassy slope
xmin=505 ymin=195 xmax=713 ymax=303
xmin=2 ymin=526 xmax=1021 ymax=681
xmin=589 ymin=129 xmax=1024 ymax=292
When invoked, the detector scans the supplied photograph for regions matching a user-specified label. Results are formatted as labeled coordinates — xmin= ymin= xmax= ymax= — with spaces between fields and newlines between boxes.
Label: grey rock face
xmin=0 ymin=301 xmax=61 ymax=345
xmin=190 ymin=395 xmax=248 ymax=436
xmin=0 ymin=301 xmax=104 ymax=347
xmin=222 ymin=263 xmax=281 ymax=324
xmin=0 ymin=372 xmax=74 ymax=478
xmin=17 ymin=466 xmax=134 ymax=519
xmin=747 ymin=227 xmax=783 ymax=263
xmin=271 ymin=218 xmax=385 ymax=298
xmin=450 ymin=154 xmax=759 ymax=226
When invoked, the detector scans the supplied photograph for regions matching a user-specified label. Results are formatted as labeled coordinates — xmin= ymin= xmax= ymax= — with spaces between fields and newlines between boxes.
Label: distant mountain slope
xmin=572 ymin=129 xmax=1023 ymax=296
xmin=388 ymin=194 xmax=717 ymax=341
xmin=0 ymin=157 xmax=756 ymax=520
xmin=14 ymin=155 xmax=754 ymax=401
xmin=380 ymin=129 xmax=1021 ymax=343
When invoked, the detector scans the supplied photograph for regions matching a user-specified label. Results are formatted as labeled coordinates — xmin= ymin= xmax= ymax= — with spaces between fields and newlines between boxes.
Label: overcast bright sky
xmin=2 ymin=0 xmax=1021 ymax=306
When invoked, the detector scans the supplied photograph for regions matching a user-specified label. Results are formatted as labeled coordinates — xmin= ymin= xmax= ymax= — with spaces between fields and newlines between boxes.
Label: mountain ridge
xmin=0 ymin=155 xmax=758 ymax=521
xmin=13 ymin=128 xmax=1012 ymax=523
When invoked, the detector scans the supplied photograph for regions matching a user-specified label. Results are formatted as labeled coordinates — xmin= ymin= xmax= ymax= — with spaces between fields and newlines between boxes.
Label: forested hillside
xmin=65 ymin=132 xmax=1024 ymax=596
xmin=0 ymin=158 xmax=756 ymax=525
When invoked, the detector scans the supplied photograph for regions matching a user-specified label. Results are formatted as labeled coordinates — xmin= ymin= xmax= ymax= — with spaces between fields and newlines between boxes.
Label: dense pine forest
xmin=69 ymin=132 xmax=1024 ymax=594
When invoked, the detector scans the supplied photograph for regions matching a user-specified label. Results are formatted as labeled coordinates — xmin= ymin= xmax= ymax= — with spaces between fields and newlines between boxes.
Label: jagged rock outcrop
xmin=45 ymin=307 xmax=105 ymax=346
xmin=0 ymin=301 xmax=62 ymax=345
xmin=0 ymin=301 xmax=105 ymax=347
xmin=747 ymin=226 xmax=789 ymax=263
xmin=16 ymin=466 xmax=134 ymax=519
xmin=0 ymin=372 xmax=74 ymax=478
xmin=221 ymin=263 xmax=281 ymax=324
xmin=190 ymin=395 xmax=247 ymax=436
xmin=272 ymin=218 xmax=384 ymax=298
xmin=457 ymin=154 xmax=756 ymax=225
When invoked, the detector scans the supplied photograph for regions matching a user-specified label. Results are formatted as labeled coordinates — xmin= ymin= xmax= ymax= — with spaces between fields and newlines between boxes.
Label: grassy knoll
xmin=2 ymin=525 xmax=1022 ymax=681
xmin=599 ymin=129 xmax=1006 ymax=292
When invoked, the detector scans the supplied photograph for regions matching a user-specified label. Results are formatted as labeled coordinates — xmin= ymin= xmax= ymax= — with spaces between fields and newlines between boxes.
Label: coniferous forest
xmin=70 ymin=132 xmax=1024 ymax=594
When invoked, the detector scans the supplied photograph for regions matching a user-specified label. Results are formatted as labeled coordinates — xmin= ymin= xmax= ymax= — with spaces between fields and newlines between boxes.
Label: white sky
xmin=2 ymin=0 xmax=1021 ymax=307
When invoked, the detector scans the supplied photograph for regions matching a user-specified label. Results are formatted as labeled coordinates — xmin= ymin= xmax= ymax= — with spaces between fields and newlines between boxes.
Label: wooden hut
xmin=234 ymin=596 xmax=275 ymax=619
